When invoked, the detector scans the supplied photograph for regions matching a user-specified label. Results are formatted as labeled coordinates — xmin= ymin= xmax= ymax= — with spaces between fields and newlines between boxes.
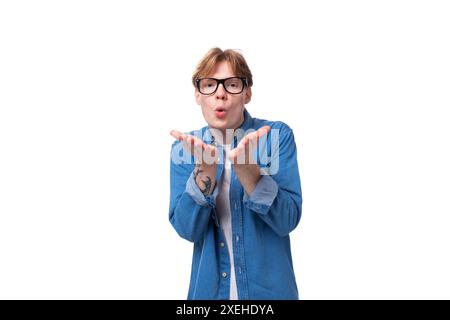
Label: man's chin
xmin=206 ymin=119 xmax=227 ymax=130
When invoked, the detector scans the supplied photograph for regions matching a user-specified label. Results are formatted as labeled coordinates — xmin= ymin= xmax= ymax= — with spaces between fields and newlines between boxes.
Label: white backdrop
xmin=1 ymin=0 xmax=449 ymax=299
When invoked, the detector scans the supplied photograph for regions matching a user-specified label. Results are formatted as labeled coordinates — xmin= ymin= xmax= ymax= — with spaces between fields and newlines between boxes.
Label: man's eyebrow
xmin=204 ymin=76 xmax=237 ymax=79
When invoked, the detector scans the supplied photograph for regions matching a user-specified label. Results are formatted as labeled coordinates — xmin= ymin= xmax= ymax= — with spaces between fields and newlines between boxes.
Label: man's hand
xmin=229 ymin=126 xmax=271 ymax=195
xmin=170 ymin=130 xmax=218 ymax=196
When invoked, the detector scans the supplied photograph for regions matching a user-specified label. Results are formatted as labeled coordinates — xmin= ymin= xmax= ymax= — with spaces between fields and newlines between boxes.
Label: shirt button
xmin=219 ymin=242 xmax=225 ymax=247
xmin=236 ymin=235 xmax=239 ymax=242
xmin=222 ymin=272 xmax=227 ymax=278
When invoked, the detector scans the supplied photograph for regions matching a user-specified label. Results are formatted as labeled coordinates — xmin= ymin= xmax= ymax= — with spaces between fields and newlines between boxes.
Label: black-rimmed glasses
xmin=196 ymin=77 xmax=248 ymax=95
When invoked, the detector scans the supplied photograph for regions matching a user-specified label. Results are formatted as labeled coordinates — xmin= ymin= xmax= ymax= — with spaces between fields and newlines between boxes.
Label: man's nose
xmin=215 ymin=83 xmax=227 ymax=99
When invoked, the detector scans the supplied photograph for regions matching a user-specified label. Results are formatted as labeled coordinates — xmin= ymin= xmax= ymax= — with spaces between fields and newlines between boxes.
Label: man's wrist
xmin=193 ymin=164 xmax=216 ymax=196
xmin=233 ymin=164 xmax=261 ymax=195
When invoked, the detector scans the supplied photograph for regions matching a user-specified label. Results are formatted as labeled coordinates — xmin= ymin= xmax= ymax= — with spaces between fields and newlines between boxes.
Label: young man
xmin=169 ymin=48 xmax=302 ymax=300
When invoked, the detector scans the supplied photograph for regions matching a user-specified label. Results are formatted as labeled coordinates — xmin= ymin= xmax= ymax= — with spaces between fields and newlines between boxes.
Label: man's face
xmin=195 ymin=61 xmax=252 ymax=133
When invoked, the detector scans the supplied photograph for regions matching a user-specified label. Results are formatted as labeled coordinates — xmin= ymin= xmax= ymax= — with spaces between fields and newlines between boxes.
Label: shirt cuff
xmin=185 ymin=171 xmax=218 ymax=207
xmin=243 ymin=175 xmax=279 ymax=215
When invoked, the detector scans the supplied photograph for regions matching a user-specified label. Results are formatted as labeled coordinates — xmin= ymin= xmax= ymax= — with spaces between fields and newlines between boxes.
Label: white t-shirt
xmin=215 ymin=144 xmax=238 ymax=300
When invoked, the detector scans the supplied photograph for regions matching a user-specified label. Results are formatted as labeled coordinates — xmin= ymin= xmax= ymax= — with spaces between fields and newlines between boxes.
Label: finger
xmin=232 ymin=134 xmax=251 ymax=164
xmin=187 ymin=134 xmax=206 ymax=147
xmin=230 ymin=148 xmax=237 ymax=163
xmin=203 ymin=144 xmax=217 ymax=165
xmin=193 ymin=139 xmax=204 ymax=164
xmin=247 ymin=133 xmax=258 ymax=164
xmin=256 ymin=125 xmax=271 ymax=138
xmin=238 ymin=135 xmax=250 ymax=149
xmin=235 ymin=144 xmax=246 ymax=165
xmin=184 ymin=136 xmax=195 ymax=156
xmin=170 ymin=130 xmax=184 ymax=141
xmin=245 ymin=136 xmax=250 ymax=165
xmin=247 ymin=131 xmax=258 ymax=143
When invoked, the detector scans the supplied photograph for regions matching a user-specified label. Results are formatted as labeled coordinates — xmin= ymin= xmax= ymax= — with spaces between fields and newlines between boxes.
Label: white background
xmin=1 ymin=0 xmax=449 ymax=299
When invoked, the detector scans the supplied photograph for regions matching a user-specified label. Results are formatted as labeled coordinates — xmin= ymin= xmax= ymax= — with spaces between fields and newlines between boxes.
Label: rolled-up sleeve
xmin=185 ymin=171 xmax=219 ymax=207
xmin=243 ymin=175 xmax=279 ymax=214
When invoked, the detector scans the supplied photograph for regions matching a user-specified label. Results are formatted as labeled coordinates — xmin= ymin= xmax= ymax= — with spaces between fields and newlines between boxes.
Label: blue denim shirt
xmin=169 ymin=109 xmax=302 ymax=300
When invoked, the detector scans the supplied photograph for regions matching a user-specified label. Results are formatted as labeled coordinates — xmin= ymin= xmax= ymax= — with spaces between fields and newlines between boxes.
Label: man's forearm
xmin=233 ymin=164 xmax=261 ymax=195
xmin=194 ymin=164 xmax=216 ymax=196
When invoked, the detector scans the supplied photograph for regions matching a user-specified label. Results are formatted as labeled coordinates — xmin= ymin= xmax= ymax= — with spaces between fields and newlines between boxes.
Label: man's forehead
xmin=208 ymin=61 xmax=235 ymax=78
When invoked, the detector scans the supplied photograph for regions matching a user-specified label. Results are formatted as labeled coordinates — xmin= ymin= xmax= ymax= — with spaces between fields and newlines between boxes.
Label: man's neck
xmin=209 ymin=128 xmax=234 ymax=145
xmin=210 ymin=116 xmax=245 ymax=145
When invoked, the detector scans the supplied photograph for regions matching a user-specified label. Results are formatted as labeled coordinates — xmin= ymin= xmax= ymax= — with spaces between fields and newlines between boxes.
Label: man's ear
xmin=195 ymin=89 xmax=201 ymax=105
xmin=244 ymin=87 xmax=252 ymax=104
